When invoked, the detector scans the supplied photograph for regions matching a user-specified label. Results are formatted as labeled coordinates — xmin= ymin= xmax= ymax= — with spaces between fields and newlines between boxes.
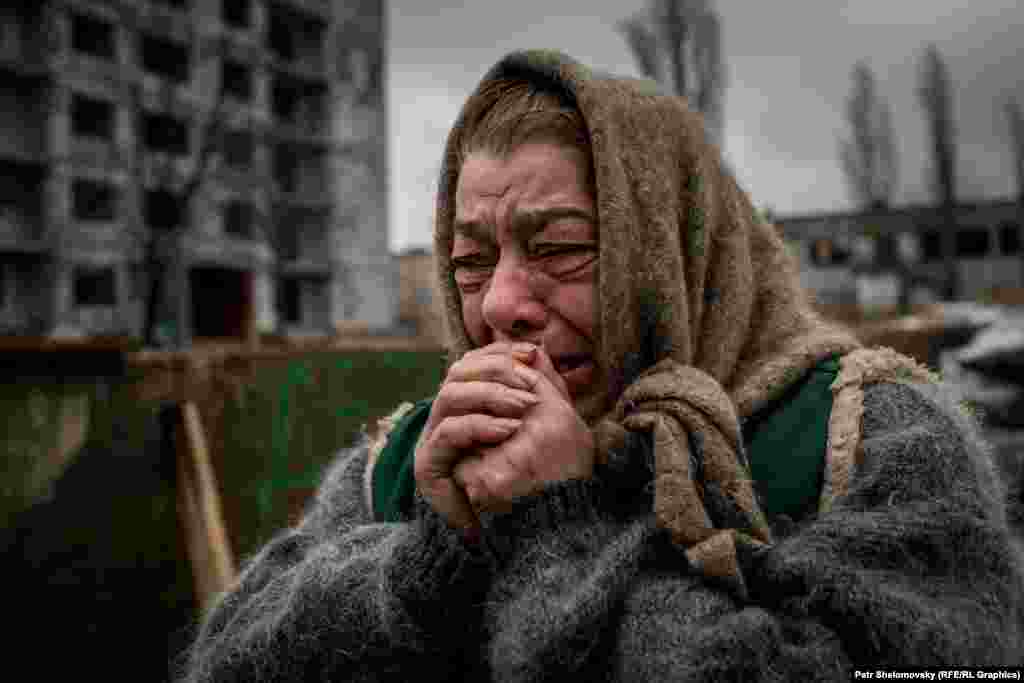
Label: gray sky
xmin=386 ymin=0 xmax=1024 ymax=252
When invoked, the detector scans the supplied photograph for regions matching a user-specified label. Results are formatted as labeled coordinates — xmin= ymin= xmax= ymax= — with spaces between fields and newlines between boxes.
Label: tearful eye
xmin=452 ymin=255 xmax=493 ymax=293
xmin=530 ymin=244 xmax=598 ymax=276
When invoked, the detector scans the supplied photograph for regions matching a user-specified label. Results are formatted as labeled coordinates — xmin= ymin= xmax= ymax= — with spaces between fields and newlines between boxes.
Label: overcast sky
xmin=385 ymin=1 xmax=1024 ymax=252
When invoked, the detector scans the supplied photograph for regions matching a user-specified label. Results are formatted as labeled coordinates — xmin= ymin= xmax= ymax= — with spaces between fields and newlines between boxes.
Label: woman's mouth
xmin=553 ymin=354 xmax=595 ymax=391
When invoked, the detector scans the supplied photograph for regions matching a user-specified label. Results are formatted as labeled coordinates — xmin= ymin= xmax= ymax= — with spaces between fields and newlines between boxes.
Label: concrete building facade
xmin=0 ymin=0 xmax=393 ymax=342
xmin=774 ymin=199 xmax=1023 ymax=305
xmin=396 ymin=246 xmax=444 ymax=345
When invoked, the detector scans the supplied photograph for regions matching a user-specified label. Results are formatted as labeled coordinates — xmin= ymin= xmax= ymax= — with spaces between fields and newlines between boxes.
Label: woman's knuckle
xmin=432 ymin=417 xmax=456 ymax=445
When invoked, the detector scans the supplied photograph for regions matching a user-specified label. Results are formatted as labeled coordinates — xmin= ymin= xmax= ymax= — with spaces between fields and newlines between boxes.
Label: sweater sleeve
xmin=609 ymin=380 xmax=1024 ymax=681
xmin=178 ymin=437 xmax=492 ymax=683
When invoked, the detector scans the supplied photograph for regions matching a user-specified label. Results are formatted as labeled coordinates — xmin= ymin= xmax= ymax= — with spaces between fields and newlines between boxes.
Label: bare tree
xmin=618 ymin=0 xmax=726 ymax=148
xmin=917 ymin=44 xmax=960 ymax=300
xmin=838 ymin=61 xmax=910 ymax=310
xmin=250 ymin=151 xmax=287 ymax=339
xmin=1008 ymin=98 xmax=1024 ymax=196
xmin=1006 ymin=96 xmax=1024 ymax=284
xmin=839 ymin=62 xmax=898 ymax=209
xmin=125 ymin=37 xmax=236 ymax=349
xmin=138 ymin=105 xmax=229 ymax=349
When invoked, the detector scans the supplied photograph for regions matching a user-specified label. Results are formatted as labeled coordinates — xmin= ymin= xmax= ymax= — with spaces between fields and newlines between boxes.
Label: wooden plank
xmin=176 ymin=402 xmax=236 ymax=613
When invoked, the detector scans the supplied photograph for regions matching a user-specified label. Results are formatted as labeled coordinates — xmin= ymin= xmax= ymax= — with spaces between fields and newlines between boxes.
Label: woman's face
xmin=452 ymin=142 xmax=606 ymax=418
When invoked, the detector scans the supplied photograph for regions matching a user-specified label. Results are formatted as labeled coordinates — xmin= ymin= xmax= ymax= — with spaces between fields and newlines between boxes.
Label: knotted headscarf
xmin=432 ymin=50 xmax=930 ymax=596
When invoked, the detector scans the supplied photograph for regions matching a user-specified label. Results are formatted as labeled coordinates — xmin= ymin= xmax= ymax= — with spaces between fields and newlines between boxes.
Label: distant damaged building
xmin=0 ymin=0 xmax=394 ymax=342
xmin=774 ymin=199 xmax=1023 ymax=306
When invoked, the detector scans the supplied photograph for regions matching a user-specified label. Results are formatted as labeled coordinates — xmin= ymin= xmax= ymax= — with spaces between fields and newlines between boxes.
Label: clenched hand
xmin=413 ymin=341 xmax=596 ymax=529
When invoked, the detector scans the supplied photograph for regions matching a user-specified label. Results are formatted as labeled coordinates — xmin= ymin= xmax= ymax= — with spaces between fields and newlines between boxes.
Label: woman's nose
xmin=480 ymin=258 xmax=547 ymax=337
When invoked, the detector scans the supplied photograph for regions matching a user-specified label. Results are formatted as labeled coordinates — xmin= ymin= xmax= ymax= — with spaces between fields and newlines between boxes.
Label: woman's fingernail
xmin=512 ymin=351 xmax=536 ymax=365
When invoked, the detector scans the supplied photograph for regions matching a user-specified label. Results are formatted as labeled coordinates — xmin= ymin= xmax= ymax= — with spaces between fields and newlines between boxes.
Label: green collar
xmin=371 ymin=357 xmax=841 ymax=523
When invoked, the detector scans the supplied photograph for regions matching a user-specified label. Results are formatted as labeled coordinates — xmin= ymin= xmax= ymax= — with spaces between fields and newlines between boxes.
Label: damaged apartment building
xmin=0 ymin=0 xmax=394 ymax=341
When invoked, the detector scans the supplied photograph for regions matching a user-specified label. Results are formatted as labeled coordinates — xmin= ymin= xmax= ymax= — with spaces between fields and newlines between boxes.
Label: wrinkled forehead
xmin=455 ymin=143 xmax=591 ymax=202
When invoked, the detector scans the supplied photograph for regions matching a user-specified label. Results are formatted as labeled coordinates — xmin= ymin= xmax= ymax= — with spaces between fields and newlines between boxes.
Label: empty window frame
xmin=277 ymin=216 xmax=299 ymax=260
xmin=222 ymin=0 xmax=250 ymax=28
xmin=222 ymin=130 xmax=253 ymax=167
xmin=139 ymin=34 xmax=190 ymax=83
xmin=144 ymin=189 xmax=183 ymax=231
xmin=0 ymin=160 xmax=41 ymax=212
xmin=72 ymin=179 xmax=117 ymax=221
xmin=920 ymin=230 xmax=943 ymax=263
xmin=955 ymin=227 xmax=991 ymax=258
xmin=221 ymin=59 xmax=251 ymax=100
xmin=270 ymin=75 xmax=301 ymax=121
xmin=71 ymin=12 xmax=116 ymax=59
xmin=808 ymin=238 xmax=851 ymax=267
xmin=998 ymin=221 xmax=1021 ymax=255
xmin=71 ymin=94 xmax=115 ymax=140
xmin=73 ymin=266 xmax=117 ymax=306
xmin=267 ymin=8 xmax=296 ymax=62
xmin=223 ymin=200 xmax=253 ymax=238
xmin=141 ymin=113 xmax=189 ymax=155
xmin=279 ymin=277 xmax=301 ymax=323
xmin=272 ymin=145 xmax=299 ymax=192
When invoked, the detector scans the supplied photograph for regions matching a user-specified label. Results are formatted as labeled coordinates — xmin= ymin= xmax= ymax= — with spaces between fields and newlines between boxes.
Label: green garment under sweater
xmin=372 ymin=357 xmax=841 ymax=523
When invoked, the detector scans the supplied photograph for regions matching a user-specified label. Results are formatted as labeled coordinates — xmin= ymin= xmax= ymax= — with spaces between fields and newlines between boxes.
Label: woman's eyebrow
xmin=511 ymin=207 xmax=596 ymax=242
xmin=453 ymin=207 xmax=596 ymax=246
xmin=453 ymin=219 xmax=495 ymax=245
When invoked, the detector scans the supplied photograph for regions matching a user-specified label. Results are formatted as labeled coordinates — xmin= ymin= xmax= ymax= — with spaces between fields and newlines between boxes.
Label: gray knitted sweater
xmin=181 ymin=380 xmax=1024 ymax=681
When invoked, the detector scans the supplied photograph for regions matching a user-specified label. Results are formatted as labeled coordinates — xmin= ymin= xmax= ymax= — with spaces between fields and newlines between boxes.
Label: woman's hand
xmin=413 ymin=341 xmax=595 ymax=529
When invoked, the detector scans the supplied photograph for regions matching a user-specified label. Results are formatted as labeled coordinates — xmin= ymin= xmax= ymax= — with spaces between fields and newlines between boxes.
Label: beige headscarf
xmin=431 ymin=50 xmax=935 ymax=596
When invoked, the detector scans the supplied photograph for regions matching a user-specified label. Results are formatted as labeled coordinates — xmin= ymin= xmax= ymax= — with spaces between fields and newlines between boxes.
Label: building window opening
xmin=272 ymin=145 xmax=298 ymax=193
xmin=223 ymin=200 xmax=253 ymax=238
xmin=140 ymin=34 xmax=190 ymax=83
xmin=920 ymin=230 xmax=943 ymax=263
xmin=271 ymin=76 xmax=300 ymax=122
xmin=808 ymin=238 xmax=851 ymax=267
xmin=71 ymin=13 xmax=116 ymax=60
xmin=222 ymin=130 xmax=253 ymax=167
xmin=221 ymin=59 xmax=251 ymax=100
xmin=998 ymin=221 xmax=1021 ymax=255
xmin=141 ymin=113 xmax=189 ymax=156
xmin=268 ymin=10 xmax=296 ymax=62
xmin=73 ymin=266 xmax=117 ymax=306
xmin=955 ymin=227 xmax=991 ymax=258
xmin=0 ymin=160 xmax=43 ymax=218
xmin=71 ymin=94 xmax=114 ymax=140
xmin=72 ymin=179 xmax=117 ymax=221
xmin=222 ymin=0 xmax=250 ymax=28
xmin=0 ymin=263 xmax=8 ymax=310
xmin=280 ymin=277 xmax=301 ymax=324
xmin=277 ymin=216 xmax=299 ymax=260
xmin=145 ymin=189 xmax=183 ymax=231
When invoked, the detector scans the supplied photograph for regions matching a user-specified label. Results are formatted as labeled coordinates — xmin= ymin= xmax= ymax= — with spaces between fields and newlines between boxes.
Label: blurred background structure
xmin=0 ymin=0 xmax=393 ymax=348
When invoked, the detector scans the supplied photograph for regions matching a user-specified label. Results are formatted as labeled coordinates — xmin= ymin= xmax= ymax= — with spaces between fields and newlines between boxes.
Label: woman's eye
xmin=530 ymin=244 xmax=598 ymax=273
xmin=452 ymin=254 xmax=493 ymax=270
xmin=452 ymin=255 xmax=493 ymax=292
xmin=531 ymin=243 xmax=595 ymax=256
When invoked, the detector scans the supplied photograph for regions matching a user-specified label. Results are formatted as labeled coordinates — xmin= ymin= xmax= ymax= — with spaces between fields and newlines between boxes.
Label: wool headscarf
xmin=431 ymin=50 xmax=935 ymax=595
